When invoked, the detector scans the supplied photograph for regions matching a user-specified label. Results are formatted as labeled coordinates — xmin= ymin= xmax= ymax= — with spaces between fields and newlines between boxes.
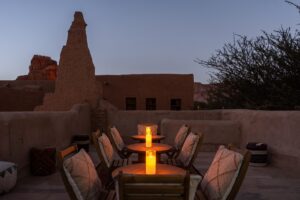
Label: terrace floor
xmin=2 ymin=149 xmax=300 ymax=200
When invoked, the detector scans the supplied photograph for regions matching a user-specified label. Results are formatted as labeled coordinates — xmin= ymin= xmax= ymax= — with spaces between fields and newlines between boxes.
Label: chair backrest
xmin=57 ymin=145 xmax=79 ymax=200
xmin=92 ymin=129 xmax=110 ymax=170
xmin=177 ymin=132 xmax=204 ymax=169
xmin=109 ymin=126 xmax=125 ymax=153
xmin=116 ymin=171 xmax=190 ymax=200
xmin=137 ymin=123 xmax=158 ymax=135
xmin=174 ymin=124 xmax=190 ymax=150
xmin=200 ymin=146 xmax=251 ymax=200
xmin=226 ymin=147 xmax=251 ymax=200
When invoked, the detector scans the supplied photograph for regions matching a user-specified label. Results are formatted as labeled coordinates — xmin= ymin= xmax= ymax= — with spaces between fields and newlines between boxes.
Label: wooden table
xmin=112 ymin=163 xmax=186 ymax=178
xmin=131 ymin=134 xmax=165 ymax=142
xmin=127 ymin=143 xmax=172 ymax=163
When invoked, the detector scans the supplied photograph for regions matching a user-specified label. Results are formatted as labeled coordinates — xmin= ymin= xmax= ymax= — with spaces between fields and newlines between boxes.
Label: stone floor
xmin=2 ymin=150 xmax=300 ymax=200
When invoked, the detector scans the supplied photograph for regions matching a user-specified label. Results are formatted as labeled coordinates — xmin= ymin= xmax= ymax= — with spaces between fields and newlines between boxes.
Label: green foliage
xmin=196 ymin=28 xmax=300 ymax=110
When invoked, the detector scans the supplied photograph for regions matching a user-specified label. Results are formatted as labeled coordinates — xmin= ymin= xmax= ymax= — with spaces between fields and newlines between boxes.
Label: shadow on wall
xmin=0 ymin=104 xmax=91 ymax=177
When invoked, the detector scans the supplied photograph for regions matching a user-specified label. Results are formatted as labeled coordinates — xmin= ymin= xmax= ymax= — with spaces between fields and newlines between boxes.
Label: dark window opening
xmin=170 ymin=98 xmax=181 ymax=110
xmin=146 ymin=98 xmax=156 ymax=110
xmin=126 ymin=97 xmax=136 ymax=110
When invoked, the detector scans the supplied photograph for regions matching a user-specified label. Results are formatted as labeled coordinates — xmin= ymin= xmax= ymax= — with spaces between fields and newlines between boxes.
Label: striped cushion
xmin=138 ymin=124 xmax=158 ymax=135
xmin=200 ymin=146 xmax=243 ymax=200
xmin=111 ymin=127 xmax=125 ymax=151
xmin=177 ymin=133 xmax=199 ymax=167
xmin=63 ymin=149 xmax=102 ymax=200
xmin=174 ymin=124 xmax=189 ymax=149
xmin=98 ymin=134 xmax=115 ymax=168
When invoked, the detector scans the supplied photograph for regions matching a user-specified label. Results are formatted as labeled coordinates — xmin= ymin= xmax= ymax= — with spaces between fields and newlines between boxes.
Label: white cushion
xmin=189 ymin=174 xmax=202 ymax=200
xmin=63 ymin=149 xmax=102 ymax=200
xmin=111 ymin=126 xmax=125 ymax=151
xmin=200 ymin=146 xmax=243 ymax=200
xmin=138 ymin=124 xmax=158 ymax=135
xmin=0 ymin=161 xmax=17 ymax=194
xmin=177 ymin=133 xmax=200 ymax=167
xmin=98 ymin=133 xmax=115 ymax=168
xmin=174 ymin=124 xmax=189 ymax=149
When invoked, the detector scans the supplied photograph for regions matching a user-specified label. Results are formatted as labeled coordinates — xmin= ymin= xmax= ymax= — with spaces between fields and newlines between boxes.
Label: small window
xmin=170 ymin=98 xmax=181 ymax=110
xmin=126 ymin=97 xmax=136 ymax=110
xmin=146 ymin=98 xmax=156 ymax=110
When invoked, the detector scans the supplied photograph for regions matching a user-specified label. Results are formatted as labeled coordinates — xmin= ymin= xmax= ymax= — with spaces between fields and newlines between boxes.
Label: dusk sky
xmin=0 ymin=0 xmax=299 ymax=83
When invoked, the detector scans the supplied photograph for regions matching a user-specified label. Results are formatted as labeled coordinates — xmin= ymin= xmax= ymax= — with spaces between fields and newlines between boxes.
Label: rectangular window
xmin=126 ymin=97 xmax=136 ymax=110
xmin=146 ymin=98 xmax=156 ymax=110
xmin=170 ymin=98 xmax=181 ymax=110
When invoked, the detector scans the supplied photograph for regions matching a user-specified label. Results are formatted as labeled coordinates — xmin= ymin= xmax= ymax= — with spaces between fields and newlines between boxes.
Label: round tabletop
xmin=131 ymin=134 xmax=165 ymax=142
xmin=112 ymin=163 xmax=186 ymax=178
xmin=127 ymin=143 xmax=172 ymax=154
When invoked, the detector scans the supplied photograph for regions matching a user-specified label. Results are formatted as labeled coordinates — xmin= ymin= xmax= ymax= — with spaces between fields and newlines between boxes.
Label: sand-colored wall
xmin=0 ymin=104 xmax=90 ymax=176
xmin=0 ymin=80 xmax=55 ymax=111
xmin=222 ymin=110 xmax=300 ymax=171
xmin=107 ymin=110 xmax=222 ymax=143
xmin=108 ymin=109 xmax=300 ymax=172
xmin=160 ymin=119 xmax=240 ymax=151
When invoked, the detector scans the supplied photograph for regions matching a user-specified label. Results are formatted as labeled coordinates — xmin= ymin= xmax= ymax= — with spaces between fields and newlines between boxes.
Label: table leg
xmin=137 ymin=152 xmax=145 ymax=163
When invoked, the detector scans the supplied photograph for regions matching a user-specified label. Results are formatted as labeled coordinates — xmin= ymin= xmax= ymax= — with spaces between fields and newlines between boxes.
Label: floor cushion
xmin=0 ymin=161 xmax=17 ymax=194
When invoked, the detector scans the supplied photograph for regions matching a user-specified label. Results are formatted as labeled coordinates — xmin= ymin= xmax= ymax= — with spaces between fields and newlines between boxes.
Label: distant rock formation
xmin=35 ymin=11 xmax=101 ymax=111
xmin=194 ymin=82 xmax=213 ymax=103
xmin=17 ymin=55 xmax=57 ymax=80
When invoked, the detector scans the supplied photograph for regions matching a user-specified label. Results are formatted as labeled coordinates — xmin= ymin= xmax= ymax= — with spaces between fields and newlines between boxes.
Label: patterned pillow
xmin=98 ymin=134 xmax=115 ymax=168
xmin=174 ymin=124 xmax=189 ymax=149
xmin=200 ymin=146 xmax=243 ymax=200
xmin=137 ymin=124 xmax=158 ymax=135
xmin=111 ymin=126 xmax=125 ymax=151
xmin=177 ymin=133 xmax=200 ymax=167
xmin=63 ymin=149 xmax=102 ymax=200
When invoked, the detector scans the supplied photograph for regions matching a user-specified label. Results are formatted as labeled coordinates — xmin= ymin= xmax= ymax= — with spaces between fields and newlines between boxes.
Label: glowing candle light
xmin=146 ymin=150 xmax=156 ymax=174
xmin=145 ymin=127 xmax=152 ymax=148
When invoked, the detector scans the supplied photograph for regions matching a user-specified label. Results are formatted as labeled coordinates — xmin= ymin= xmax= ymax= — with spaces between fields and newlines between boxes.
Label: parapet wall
xmin=0 ymin=104 xmax=91 ymax=176
xmin=107 ymin=110 xmax=222 ymax=143
xmin=160 ymin=119 xmax=240 ymax=151
xmin=108 ymin=109 xmax=300 ymax=172
xmin=222 ymin=110 xmax=300 ymax=172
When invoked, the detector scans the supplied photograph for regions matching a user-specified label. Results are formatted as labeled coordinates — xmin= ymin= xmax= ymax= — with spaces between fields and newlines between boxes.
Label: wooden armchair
xmin=195 ymin=146 xmax=251 ymax=200
xmin=165 ymin=132 xmax=204 ymax=173
xmin=92 ymin=130 xmax=131 ymax=188
xmin=115 ymin=171 xmax=190 ymax=200
xmin=57 ymin=145 xmax=115 ymax=200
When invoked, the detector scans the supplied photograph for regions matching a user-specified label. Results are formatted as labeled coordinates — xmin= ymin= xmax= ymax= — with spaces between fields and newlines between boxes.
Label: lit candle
xmin=145 ymin=127 xmax=152 ymax=147
xmin=146 ymin=150 xmax=156 ymax=174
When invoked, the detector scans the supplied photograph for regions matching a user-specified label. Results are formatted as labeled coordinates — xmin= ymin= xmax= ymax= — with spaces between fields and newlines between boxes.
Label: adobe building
xmin=35 ymin=11 xmax=101 ymax=111
xmin=97 ymin=74 xmax=194 ymax=110
xmin=0 ymin=80 xmax=54 ymax=111
xmin=0 ymin=12 xmax=194 ymax=112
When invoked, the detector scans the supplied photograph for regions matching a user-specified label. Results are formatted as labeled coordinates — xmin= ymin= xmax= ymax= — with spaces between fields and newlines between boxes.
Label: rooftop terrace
xmin=2 ymin=150 xmax=300 ymax=200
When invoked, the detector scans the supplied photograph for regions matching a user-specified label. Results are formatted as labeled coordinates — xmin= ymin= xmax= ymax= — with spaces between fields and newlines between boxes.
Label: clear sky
xmin=0 ymin=0 xmax=299 ymax=83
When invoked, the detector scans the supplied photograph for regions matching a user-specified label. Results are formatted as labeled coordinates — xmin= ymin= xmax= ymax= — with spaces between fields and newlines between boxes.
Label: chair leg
xmin=192 ymin=164 xmax=204 ymax=178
